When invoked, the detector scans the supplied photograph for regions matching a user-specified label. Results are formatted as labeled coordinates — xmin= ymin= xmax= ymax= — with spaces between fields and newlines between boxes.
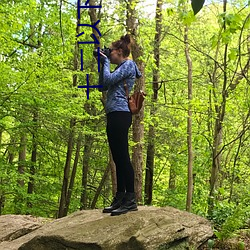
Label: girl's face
xmin=109 ymin=46 xmax=124 ymax=65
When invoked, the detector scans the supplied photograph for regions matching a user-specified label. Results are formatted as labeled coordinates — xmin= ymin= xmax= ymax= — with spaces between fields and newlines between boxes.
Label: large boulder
xmin=0 ymin=214 xmax=49 ymax=243
xmin=0 ymin=206 xmax=214 ymax=250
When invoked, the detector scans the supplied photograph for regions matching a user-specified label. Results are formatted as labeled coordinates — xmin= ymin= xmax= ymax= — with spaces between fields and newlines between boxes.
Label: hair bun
xmin=120 ymin=34 xmax=131 ymax=45
xmin=112 ymin=34 xmax=131 ymax=57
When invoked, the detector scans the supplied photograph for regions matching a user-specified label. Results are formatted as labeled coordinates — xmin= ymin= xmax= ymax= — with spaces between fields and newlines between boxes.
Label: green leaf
xmin=221 ymin=29 xmax=232 ymax=44
xmin=228 ymin=48 xmax=238 ymax=61
xmin=208 ymin=239 xmax=215 ymax=249
xmin=181 ymin=10 xmax=196 ymax=26
xmin=191 ymin=0 xmax=205 ymax=15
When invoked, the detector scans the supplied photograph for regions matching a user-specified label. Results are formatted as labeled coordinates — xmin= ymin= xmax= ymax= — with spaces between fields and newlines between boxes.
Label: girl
xmin=98 ymin=34 xmax=142 ymax=216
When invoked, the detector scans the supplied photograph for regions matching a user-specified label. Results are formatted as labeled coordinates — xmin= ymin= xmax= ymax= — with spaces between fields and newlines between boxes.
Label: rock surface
xmin=0 ymin=206 xmax=214 ymax=250
xmin=0 ymin=214 xmax=49 ymax=243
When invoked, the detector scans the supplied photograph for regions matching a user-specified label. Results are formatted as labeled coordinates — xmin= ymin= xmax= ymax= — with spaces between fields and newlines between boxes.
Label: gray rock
xmin=0 ymin=206 xmax=214 ymax=250
xmin=0 ymin=214 xmax=49 ymax=243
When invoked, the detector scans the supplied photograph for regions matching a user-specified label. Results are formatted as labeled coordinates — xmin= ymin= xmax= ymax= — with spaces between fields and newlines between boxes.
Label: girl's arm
xmin=102 ymin=58 xmax=133 ymax=86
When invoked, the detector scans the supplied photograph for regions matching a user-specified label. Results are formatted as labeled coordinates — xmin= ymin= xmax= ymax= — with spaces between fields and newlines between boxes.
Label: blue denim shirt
xmin=98 ymin=58 xmax=142 ymax=114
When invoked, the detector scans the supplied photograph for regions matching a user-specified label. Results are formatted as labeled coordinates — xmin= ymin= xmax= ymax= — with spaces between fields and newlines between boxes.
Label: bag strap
xmin=123 ymin=80 xmax=129 ymax=99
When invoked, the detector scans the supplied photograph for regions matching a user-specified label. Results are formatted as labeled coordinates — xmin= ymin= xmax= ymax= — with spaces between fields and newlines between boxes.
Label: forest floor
xmin=200 ymin=230 xmax=250 ymax=249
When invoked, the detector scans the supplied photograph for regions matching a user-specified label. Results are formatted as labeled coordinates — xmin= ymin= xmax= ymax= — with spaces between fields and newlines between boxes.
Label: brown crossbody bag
xmin=123 ymin=80 xmax=146 ymax=115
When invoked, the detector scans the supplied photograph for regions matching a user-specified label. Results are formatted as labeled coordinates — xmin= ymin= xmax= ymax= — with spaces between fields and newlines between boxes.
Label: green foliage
xmin=210 ymin=200 xmax=236 ymax=226
xmin=207 ymin=239 xmax=215 ymax=249
xmin=214 ymin=204 xmax=250 ymax=240
xmin=238 ymin=241 xmax=245 ymax=250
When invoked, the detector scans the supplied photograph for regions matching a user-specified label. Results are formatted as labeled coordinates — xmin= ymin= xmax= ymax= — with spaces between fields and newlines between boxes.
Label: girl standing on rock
xmin=98 ymin=34 xmax=142 ymax=216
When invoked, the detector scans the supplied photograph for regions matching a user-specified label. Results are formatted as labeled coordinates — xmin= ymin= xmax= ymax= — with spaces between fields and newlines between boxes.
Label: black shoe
xmin=111 ymin=192 xmax=138 ymax=216
xmin=102 ymin=192 xmax=125 ymax=213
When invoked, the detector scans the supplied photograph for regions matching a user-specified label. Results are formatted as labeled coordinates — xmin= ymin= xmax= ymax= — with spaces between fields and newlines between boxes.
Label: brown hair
xmin=112 ymin=34 xmax=131 ymax=57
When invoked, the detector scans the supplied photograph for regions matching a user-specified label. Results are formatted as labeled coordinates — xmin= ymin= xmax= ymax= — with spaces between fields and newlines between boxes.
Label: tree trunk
xmin=58 ymin=0 xmax=84 ymax=218
xmin=208 ymin=0 xmax=227 ymax=216
xmin=7 ymin=137 xmax=15 ymax=164
xmin=126 ymin=0 xmax=145 ymax=202
xmin=29 ymin=134 xmax=36 ymax=190
xmin=168 ymin=95 xmax=177 ymax=190
xmin=18 ymin=135 xmax=26 ymax=187
xmin=64 ymin=132 xmax=82 ymax=215
xmin=58 ymin=118 xmax=75 ymax=218
xmin=91 ymin=163 xmax=110 ymax=209
xmin=27 ymin=109 xmax=38 ymax=209
xmin=168 ymin=165 xmax=176 ymax=190
xmin=27 ymin=20 xmax=36 ymax=208
xmin=27 ymin=117 xmax=37 ymax=197
xmin=184 ymin=25 xmax=193 ymax=212
xmin=0 ymin=194 xmax=4 ymax=215
xmin=2 ymin=136 xmax=16 ymax=214
xmin=15 ymin=134 xmax=27 ymax=214
xmin=144 ymin=0 xmax=162 ymax=205
xmin=27 ymin=1 xmax=43 ymax=205
xmin=80 ymin=134 xmax=93 ymax=210
xmin=79 ymin=0 xmax=104 ymax=209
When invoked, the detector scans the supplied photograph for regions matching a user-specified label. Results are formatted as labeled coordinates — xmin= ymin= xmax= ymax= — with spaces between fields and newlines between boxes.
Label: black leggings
xmin=106 ymin=111 xmax=134 ymax=192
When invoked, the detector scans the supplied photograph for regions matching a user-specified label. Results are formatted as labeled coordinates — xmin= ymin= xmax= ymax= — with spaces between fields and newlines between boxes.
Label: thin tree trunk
xmin=64 ymin=132 xmax=82 ymax=215
xmin=27 ymin=1 xmax=43 ymax=204
xmin=208 ymin=0 xmax=227 ymax=216
xmin=91 ymin=163 xmax=110 ymax=209
xmin=27 ymin=109 xmax=38 ymax=209
xmin=80 ymin=134 xmax=93 ymax=210
xmin=168 ymin=95 xmax=177 ymax=190
xmin=58 ymin=0 xmax=82 ymax=218
xmin=126 ymin=0 xmax=145 ymax=202
xmin=184 ymin=25 xmax=193 ymax=212
xmin=27 ymin=21 xmax=36 ymax=208
xmin=0 ymin=194 xmax=4 ymax=215
xmin=18 ymin=135 xmax=26 ymax=187
xmin=58 ymin=118 xmax=75 ymax=218
xmin=15 ymin=134 xmax=27 ymax=214
xmin=7 ymin=137 xmax=15 ymax=164
xmin=28 ymin=131 xmax=36 ymax=193
xmin=168 ymin=166 xmax=176 ymax=190
xmin=144 ymin=0 xmax=162 ymax=205
xmin=229 ymin=136 xmax=242 ymax=202
xmin=79 ymin=0 xmax=103 ymax=209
